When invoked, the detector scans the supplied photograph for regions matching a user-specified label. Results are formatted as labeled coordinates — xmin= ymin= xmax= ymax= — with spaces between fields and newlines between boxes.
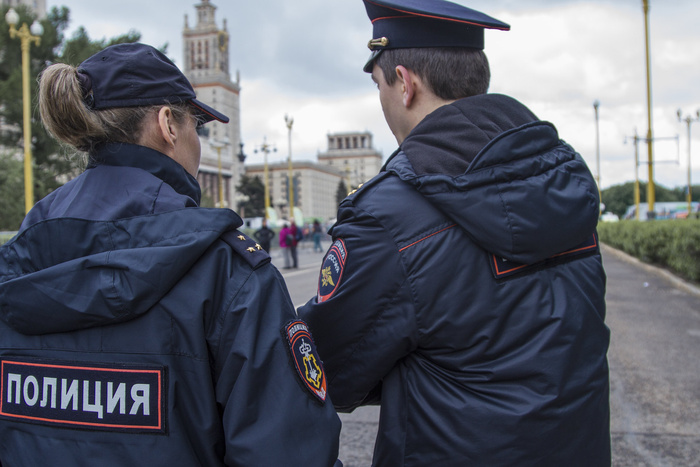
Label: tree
xmin=236 ymin=175 xmax=267 ymax=218
xmin=0 ymin=151 xmax=24 ymax=230
xmin=336 ymin=180 xmax=348 ymax=206
xmin=671 ymin=185 xmax=700 ymax=203
xmin=199 ymin=192 xmax=215 ymax=209
xmin=1 ymin=6 xmax=69 ymax=208
xmin=601 ymin=181 xmax=693 ymax=218
xmin=59 ymin=26 xmax=141 ymax=66
xmin=0 ymin=5 xmax=145 ymax=228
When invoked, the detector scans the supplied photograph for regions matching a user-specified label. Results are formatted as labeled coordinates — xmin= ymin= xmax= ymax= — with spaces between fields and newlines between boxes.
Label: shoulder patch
xmin=490 ymin=233 xmax=599 ymax=279
xmin=283 ymin=320 xmax=327 ymax=403
xmin=221 ymin=230 xmax=270 ymax=269
xmin=0 ymin=357 xmax=167 ymax=434
xmin=317 ymin=239 xmax=347 ymax=303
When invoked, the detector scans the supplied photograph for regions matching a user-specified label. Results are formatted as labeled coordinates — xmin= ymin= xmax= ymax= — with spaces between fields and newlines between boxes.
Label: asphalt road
xmin=275 ymin=241 xmax=700 ymax=466
xmin=603 ymin=245 xmax=700 ymax=467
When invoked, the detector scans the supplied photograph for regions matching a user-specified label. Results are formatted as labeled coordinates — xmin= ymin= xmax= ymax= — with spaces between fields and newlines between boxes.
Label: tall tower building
xmin=183 ymin=0 xmax=243 ymax=209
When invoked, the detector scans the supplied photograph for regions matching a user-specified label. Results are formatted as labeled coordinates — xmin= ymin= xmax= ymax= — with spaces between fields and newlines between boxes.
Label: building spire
xmin=195 ymin=0 xmax=217 ymax=28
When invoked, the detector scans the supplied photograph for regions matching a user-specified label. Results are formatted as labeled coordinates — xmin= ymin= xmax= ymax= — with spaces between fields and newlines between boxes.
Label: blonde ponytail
xmin=39 ymin=63 xmax=106 ymax=152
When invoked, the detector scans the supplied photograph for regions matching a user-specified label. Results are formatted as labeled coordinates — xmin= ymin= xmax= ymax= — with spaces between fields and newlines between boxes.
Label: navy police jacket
xmin=0 ymin=143 xmax=341 ymax=466
xmin=298 ymin=94 xmax=611 ymax=466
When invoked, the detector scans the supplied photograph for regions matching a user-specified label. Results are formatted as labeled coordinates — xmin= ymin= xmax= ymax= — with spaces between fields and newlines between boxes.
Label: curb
xmin=601 ymin=243 xmax=700 ymax=299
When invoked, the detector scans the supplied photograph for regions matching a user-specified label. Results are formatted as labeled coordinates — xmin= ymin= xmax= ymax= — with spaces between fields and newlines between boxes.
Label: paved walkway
xmin=603 ymin=245 xmax=700 ymax=466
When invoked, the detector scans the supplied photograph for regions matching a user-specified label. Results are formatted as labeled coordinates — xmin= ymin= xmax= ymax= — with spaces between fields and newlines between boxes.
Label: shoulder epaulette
xmin=221 ymin=230 xmax=271 ymax=269
xmin=342 ymin=172 xmax=391 ymax=204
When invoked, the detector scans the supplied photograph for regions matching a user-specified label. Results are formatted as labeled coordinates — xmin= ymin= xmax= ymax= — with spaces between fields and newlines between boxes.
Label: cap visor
xmin=363 ymin=50 xmax=384 ymax=73
xmin=191 ymin=98 xmax=229 ymax=123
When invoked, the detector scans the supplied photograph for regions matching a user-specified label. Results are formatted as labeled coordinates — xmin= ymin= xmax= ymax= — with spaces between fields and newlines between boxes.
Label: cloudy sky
xmin=49 ymin=0 xmax=700 ymax=190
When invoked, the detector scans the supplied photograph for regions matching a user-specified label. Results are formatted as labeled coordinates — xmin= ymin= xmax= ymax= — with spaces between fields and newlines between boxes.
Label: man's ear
xmin=395 ymin=65 xmax=415 ymax=108
xmin=157 ymin=106 xmax=177 ymax=149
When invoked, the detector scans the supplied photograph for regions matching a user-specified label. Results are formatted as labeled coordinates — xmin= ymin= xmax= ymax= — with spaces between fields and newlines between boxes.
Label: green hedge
xmin=598 ymin=219 xmax=700 ymax=282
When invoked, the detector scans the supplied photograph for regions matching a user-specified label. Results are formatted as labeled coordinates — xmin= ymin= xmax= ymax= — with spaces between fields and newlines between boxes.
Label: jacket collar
xmin=88 ymin=142 xmax=202 ymax=205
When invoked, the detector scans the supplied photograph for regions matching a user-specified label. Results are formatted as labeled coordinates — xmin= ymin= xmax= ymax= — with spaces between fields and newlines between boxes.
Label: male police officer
xmin=298 ymin=0 xmax=611 ymax=465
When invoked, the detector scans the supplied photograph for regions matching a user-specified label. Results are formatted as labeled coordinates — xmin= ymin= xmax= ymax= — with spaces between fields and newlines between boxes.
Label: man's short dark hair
xmin=376 ymin=47 xmax=490 ymax=100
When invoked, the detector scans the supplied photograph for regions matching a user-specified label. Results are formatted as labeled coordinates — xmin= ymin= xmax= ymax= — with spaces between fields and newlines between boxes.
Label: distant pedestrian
xmin=313 ymin=219 xmax=324 ymax=252
xmin=279 ymin=223 xmax=293 ymax=269
xmin=289 ymin=221 xmax=300 ymax=268
xmin=254 ymin=218 xmax=275 ymax=252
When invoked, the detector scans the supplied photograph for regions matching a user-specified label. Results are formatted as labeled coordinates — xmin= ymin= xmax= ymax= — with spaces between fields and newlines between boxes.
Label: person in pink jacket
xmin=279 ymin=223 xmax=293 ymax=269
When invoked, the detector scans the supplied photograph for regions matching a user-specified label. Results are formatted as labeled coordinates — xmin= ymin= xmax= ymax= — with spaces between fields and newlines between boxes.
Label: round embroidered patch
xmin=317 ymin=239 xmax=347 ymax=303
xmin=283 ymin=320 xmax=327 ymax=403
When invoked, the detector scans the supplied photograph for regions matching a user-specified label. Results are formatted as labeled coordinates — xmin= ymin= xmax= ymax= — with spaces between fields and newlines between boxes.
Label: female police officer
xmin=0 ymin=43 xmax=341 ymax=466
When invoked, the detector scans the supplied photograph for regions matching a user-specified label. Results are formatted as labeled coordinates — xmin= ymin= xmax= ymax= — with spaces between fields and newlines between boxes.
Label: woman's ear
xmin=157 ymin=106 xmax=177 ymax=149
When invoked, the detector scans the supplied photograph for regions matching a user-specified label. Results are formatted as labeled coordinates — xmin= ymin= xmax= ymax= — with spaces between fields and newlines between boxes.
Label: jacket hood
xmin=0 ymin=208 xmax=242 ymax=335
xmin=387 ymin=94 xmax=599 ymax=264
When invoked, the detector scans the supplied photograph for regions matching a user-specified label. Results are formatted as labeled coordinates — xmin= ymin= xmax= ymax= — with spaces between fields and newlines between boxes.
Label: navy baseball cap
xmin=77 ymin=42 xmax=229 ymax=123
xmin=362 ymin=0 xmax=510 ymax=72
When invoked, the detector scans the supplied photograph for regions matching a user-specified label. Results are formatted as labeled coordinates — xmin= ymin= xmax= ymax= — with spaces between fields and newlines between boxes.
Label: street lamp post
xmin=237 ymin=142 xmax=246 ymax=163
xmin=633 ymin=131 xmax=641 ymax=220
xmin=5 ymin=8 xmax=43 ymax=214
xmin=284 ymin=114 xmax=294 ymax=217
xmin=642 ymin=0 xmax=656 ymax=218
xmin=254 ymin=137 xmax=276 ymax=219
xmin=677 ymin=109 xmax=700 ymax=216
xmin=210 ymin=138 xmax=230 ymax=208
xmin=624 ymin=130 xmax=643 ymax=220
xmin=236 ymin=142 xmax=247 ymax=214
xmin=593 ymin=100 xmax=602 ymax=215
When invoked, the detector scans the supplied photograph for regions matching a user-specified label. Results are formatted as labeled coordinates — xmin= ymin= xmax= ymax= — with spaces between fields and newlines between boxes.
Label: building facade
xmin=317 ymin=131 xmax=383 ymax=190
xmin=183 ymin=0 xmax=243 ymax=209
xmin=245 ymin=161 xmax=344 ymax=223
